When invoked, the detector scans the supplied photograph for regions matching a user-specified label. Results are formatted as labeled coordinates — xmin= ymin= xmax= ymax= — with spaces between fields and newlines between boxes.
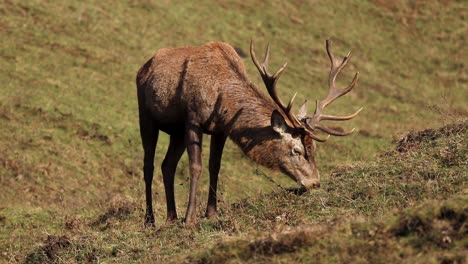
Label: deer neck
xmin=225 ymin=84 xmax=279 ymax=167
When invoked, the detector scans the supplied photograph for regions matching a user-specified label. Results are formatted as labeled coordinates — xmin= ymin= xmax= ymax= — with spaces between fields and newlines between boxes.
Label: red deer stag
xmin=136 ymin=39 xmax=362 ymax=226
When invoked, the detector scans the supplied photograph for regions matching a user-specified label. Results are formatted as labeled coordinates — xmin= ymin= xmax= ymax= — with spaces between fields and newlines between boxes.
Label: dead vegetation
xmin=90 ymin=196 xmax=139 ymax=230
xmin=395 ymin=120 xmax=467 ymax=153
xmin=24 ymin=235 xmax=71 ymax=264
xmin=181 ymin=121 xmax=467 ymax=263
xmin=14 ymin=121 xmax=465 ymax=263
xmin=186 ymin=195 xmax=467 ymax=264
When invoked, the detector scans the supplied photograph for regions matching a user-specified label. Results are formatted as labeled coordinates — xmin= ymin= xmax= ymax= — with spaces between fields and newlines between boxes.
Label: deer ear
xmin=297 ymin=100 xmax=308 ymax=120
xmin=271 ymin=110 xmax=287 ymax=134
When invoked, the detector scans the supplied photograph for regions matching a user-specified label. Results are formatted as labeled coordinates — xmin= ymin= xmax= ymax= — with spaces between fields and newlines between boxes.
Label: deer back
xmin=136 ymin=42 xmax=274 ymax=134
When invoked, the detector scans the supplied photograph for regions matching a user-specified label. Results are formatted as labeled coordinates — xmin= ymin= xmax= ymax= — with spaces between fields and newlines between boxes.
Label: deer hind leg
xmin=206 ymin=134 xmax=227 ymax=218
xmin=139 ymin=110 xmax=159 ymax=226
xmin=184 ymin=119 xmax=203 ymax=226
xmin=161 ymin=134 xmax=185 ymax=223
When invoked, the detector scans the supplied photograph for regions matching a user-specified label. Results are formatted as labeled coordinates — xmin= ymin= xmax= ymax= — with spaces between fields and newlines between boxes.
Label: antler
xmin=303 ymin=40 xmax=362 ymax=137
xmin=250 ymin=40 xmax=303 ymax=128
xmin=250 ymin=39 xmax=361 ymax=142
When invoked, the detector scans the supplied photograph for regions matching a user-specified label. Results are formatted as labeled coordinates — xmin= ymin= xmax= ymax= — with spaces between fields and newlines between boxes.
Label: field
xmin=1 ymin=0 xmax=467 ymax=263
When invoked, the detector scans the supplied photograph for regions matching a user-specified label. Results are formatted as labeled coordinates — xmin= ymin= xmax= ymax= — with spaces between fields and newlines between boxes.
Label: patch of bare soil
xmin=24 ymin=235 xmax=70 ymax=264
xmin=395 ymin=120 xmax=467 ymax=152
xmin=90 ymin=196 xmax=138 ymax=230
xmin=248 ymin=226 xmax=326 ymax=256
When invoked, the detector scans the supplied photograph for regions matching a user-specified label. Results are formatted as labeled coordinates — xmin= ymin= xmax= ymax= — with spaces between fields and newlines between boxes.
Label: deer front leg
xmin=161 ymin=134 xmax=185 ymax=223
xmin=184 ymin=120 xmax=203 ymax=226
xmin=206 ymin=134 xmax=227 ymax=218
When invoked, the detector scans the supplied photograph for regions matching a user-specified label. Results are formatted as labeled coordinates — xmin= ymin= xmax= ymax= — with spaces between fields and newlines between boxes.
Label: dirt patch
xmin=191 ymin=226 xmax=326 ymax=263
xmin=285 ymin=187 xmax=308 ymax=196
xmin=76 ymin=126 xmax=113 ymax=145
xmin=248 ymin=228 xmax=315 ymax=256
xmin=91 ymin=196 xmax=137 ymax=229
xmin=395 ymin=121 xmax=467 ymax=152
xmin=24 ymin=235 xmax=71 ymax=263
xmin=64 ymin=216 xmax=83 ymax=231
xmin=390 ymin=198 xmax=467 ymax=249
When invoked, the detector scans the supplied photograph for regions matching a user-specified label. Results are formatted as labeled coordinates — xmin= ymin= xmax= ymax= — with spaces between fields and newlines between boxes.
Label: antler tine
xmin=302 ymin=40 xmax=362 ymax=139
xmin=309 ymin=133 xmax=330 ymax=142
xmin=326 ymin=39 xmax=337 ymax=69
xmin=316 ymin=125 xmax=356 ymax=136
xmin=263 ymin=43 xmax=270 ymax=72
xmin=286 ymin=92 xmax=297 ymax=113
xmin=250 ymin=39 xmax=302 ymax=128
xmin=250 ymin=39 xmax=264 ymax=76
xmin=320 ymin=40 xmax=359 ymax=109
xmin=250 ymin=40 xmax=286 ymax=103
xmin=319 ymin=107 xmax=363 ymax=121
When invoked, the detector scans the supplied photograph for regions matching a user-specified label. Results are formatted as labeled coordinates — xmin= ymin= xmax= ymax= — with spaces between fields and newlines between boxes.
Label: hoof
xmin=165 ymin=217 xmax=178 ymax=225
xmin=144 ymin=215 xmax=156 ymax=227
xmin=205 ymin=211 xmax=218 ymax=219
xmin=183 ymin=218 xmax=197 ymax=228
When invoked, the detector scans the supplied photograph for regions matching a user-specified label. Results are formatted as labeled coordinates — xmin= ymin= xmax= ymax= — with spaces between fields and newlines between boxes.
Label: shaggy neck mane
xmin=223 ymin=82 xmax=280 ymax=165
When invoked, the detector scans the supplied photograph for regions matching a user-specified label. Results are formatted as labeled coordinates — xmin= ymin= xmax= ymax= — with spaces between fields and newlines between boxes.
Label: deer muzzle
xmin=298 ymin=169 xmax=320 ymax=189
xmin=300 ymin=178 xmax=320 ymax=189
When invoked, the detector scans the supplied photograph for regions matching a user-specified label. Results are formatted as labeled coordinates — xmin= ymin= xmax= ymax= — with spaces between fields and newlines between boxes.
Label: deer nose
xmin=300 ymin=179 xmax=320 ymax=189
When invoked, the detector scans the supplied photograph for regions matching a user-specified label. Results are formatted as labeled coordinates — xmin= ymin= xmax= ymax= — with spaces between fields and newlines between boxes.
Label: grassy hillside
xmin=1 ymin=0 xmax=467 ymax=263
xmin=13 ymin=118 xmax=468 ymax=263
xmin=184 ymin=121 xmax=467 ymax=263
xmin=187 ymin=195 xmax=467 ymax=263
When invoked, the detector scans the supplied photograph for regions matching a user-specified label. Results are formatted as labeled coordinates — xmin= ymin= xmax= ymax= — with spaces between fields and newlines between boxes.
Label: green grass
xmin=7 ymin=118 xmax=467 ymax=263
xmin=1 ymin=0 xmax=467 ymax=263
xmin=188 ymin=195 xmax=467 ymax=264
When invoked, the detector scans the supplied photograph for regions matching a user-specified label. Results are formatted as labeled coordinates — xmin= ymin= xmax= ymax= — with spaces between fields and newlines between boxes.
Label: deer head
xmin=250 ymin=39 xmax=362 ymax=189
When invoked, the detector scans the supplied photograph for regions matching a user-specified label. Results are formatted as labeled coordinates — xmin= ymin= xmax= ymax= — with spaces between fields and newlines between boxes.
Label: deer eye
xmin=292 ymin=146 xmax=302 ymax=156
